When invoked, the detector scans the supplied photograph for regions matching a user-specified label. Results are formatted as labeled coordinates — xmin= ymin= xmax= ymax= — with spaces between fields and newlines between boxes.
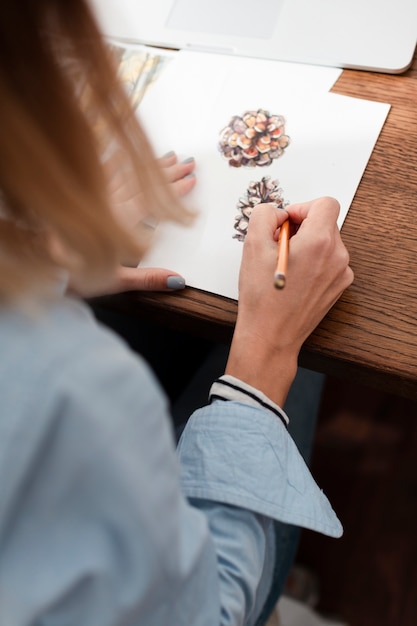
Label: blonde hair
xmin=0 ymin=0 xmax=194 ymax=301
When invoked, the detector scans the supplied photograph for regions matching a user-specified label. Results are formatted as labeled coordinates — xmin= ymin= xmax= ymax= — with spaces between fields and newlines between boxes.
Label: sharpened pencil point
xmin=274 ymin=273 xmax=286 ymax=289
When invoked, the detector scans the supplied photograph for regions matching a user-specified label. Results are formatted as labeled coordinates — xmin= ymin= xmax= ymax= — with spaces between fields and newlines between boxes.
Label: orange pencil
xmin=274 ymin=219 xmax=290 ymax=289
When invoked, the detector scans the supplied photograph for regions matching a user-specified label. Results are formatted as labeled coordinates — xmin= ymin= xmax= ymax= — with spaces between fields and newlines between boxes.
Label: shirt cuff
xmin=178 ymin=403 xmax=343 ymax=539
xmin=209 ymin=375 xmax=289 ymax=428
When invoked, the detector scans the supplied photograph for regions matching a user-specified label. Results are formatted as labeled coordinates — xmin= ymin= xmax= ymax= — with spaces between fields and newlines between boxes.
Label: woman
xmin=0 ymin=1 xmax=353 ymax=624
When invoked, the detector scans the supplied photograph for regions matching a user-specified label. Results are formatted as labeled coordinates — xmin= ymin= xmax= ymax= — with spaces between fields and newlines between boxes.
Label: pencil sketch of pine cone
xmin=219 ymin=109 xmax=290 ymax=168
xmin=233 ymin=176 xmax=287 ymax=241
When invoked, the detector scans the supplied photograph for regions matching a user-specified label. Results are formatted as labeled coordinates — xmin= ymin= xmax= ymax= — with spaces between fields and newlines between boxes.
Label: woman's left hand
xmin=106 ymin=149 xmax=196 ymax=230
xmin=158 ymin=150 xmax=196 ymax=197
xmin=80 ymin=265 xmax=186 ymax=297
xmin=73 ymin=150 xmax=195 ymax=297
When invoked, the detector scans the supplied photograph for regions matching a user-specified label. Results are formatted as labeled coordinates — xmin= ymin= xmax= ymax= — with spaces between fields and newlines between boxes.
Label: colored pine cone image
xmin=233 ymin=176 xmax=287 ymax=241
xmin=219 ymin=109 xmax=290 ymax=168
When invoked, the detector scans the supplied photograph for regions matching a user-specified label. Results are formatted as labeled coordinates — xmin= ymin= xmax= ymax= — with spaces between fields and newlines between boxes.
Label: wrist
xmin=209 ymin=375 xmax=290 ymax=427
xmin=225 ymin=334 xmax=298 ymax=407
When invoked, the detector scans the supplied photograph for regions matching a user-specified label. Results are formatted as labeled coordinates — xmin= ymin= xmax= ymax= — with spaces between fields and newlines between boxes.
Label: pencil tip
xmin=274 ymin=273 xmax=286 ymax=289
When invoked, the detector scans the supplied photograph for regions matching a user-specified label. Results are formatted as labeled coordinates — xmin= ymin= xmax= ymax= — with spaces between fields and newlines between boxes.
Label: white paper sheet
xmin=138 ymin=50 xmax=390 ymax=300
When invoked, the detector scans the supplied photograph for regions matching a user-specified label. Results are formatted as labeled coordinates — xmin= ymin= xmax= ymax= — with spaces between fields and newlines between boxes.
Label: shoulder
xmin=0 ymin=294 xmax=176 ymax=515
xmin=2 ymin=295 xmax=155 ymax=380
xmin=0 ymin=295 xmax=168 ymax=450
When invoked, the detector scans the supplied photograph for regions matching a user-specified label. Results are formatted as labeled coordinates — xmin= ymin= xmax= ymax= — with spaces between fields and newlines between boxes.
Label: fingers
xmin=69 ymin=265 xmax=186 ymax=297
xmin=285 ymin=196 xmax=340 ymax=227
xmin=173 ymin=170 xmax=196 ymax=197
xmin=159 ymin=151 xmax=196 ymax=198
xmin=72 ymin=266 xmax=185 ymax=298
xmin=245 ymin=202 xmax=290 ymax=241
xmin=114 ymin=266 xmax=186 ymax=292
xmin=241 ymin=202 xmax=290 ymax=268
xmin=286 ymin=197 xmax=353 ymax=293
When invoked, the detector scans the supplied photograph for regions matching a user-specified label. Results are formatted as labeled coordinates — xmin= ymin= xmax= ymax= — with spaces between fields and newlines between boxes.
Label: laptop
xmin=91 ymin=0 xmax=417 ymax=74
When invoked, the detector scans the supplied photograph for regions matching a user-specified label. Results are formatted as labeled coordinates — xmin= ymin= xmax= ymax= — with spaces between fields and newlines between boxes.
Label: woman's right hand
xmin=226 ymin=197 xmax=354 ymax=407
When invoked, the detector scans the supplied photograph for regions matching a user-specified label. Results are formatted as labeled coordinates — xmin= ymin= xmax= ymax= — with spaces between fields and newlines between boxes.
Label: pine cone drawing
xmin=219 ymin=109 xmax=290 ymax=168
xmin=233 ymin=176 xmax=287 ymax=241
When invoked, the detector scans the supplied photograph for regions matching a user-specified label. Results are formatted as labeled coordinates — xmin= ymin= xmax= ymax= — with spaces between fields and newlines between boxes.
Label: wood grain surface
xmin=92 ymin=50 xmax=417 ymax=401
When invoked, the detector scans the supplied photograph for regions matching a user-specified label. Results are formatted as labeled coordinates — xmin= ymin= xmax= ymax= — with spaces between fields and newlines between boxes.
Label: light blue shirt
xmin=0 ymin=296 xmax=341 ymax=625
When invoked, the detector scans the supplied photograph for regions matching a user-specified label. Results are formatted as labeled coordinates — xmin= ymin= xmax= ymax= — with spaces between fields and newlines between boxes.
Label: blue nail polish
xmin=162 ymin=150 xmax=175 ymax=158
xmin=182 ymin=156 xmax=195 ymax=164
xmin=167 ymin=276 xmax=185 ymax=289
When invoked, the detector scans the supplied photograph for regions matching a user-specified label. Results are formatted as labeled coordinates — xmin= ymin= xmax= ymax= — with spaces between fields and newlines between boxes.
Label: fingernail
xmin=182 ymin=156 xmax=195 ymax=164
xmin=272 ymin=202 xmax=289 ymax=214
xmin=166 ymin=275 xmax=186 ymax=290
xmin=162 ymin=150 xmax=175 ymax=158
xmin=184 ymin=172 xmax=195 ymax=180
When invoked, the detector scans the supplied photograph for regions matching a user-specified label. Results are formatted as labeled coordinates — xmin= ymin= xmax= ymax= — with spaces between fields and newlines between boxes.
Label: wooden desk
xmin=92 ymin=50 xmax=417 ymax=402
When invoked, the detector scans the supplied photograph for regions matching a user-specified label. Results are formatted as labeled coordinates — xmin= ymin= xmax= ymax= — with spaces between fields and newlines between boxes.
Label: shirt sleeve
xmin=177 ymin=399 xmax=342 ymax=625
xmin=178 ymin=400 xmax=342 ymax=537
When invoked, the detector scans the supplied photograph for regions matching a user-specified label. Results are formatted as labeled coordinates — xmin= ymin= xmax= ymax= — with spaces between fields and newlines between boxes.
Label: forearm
xmin=225 ymin=330 xmax=298 ymax=408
